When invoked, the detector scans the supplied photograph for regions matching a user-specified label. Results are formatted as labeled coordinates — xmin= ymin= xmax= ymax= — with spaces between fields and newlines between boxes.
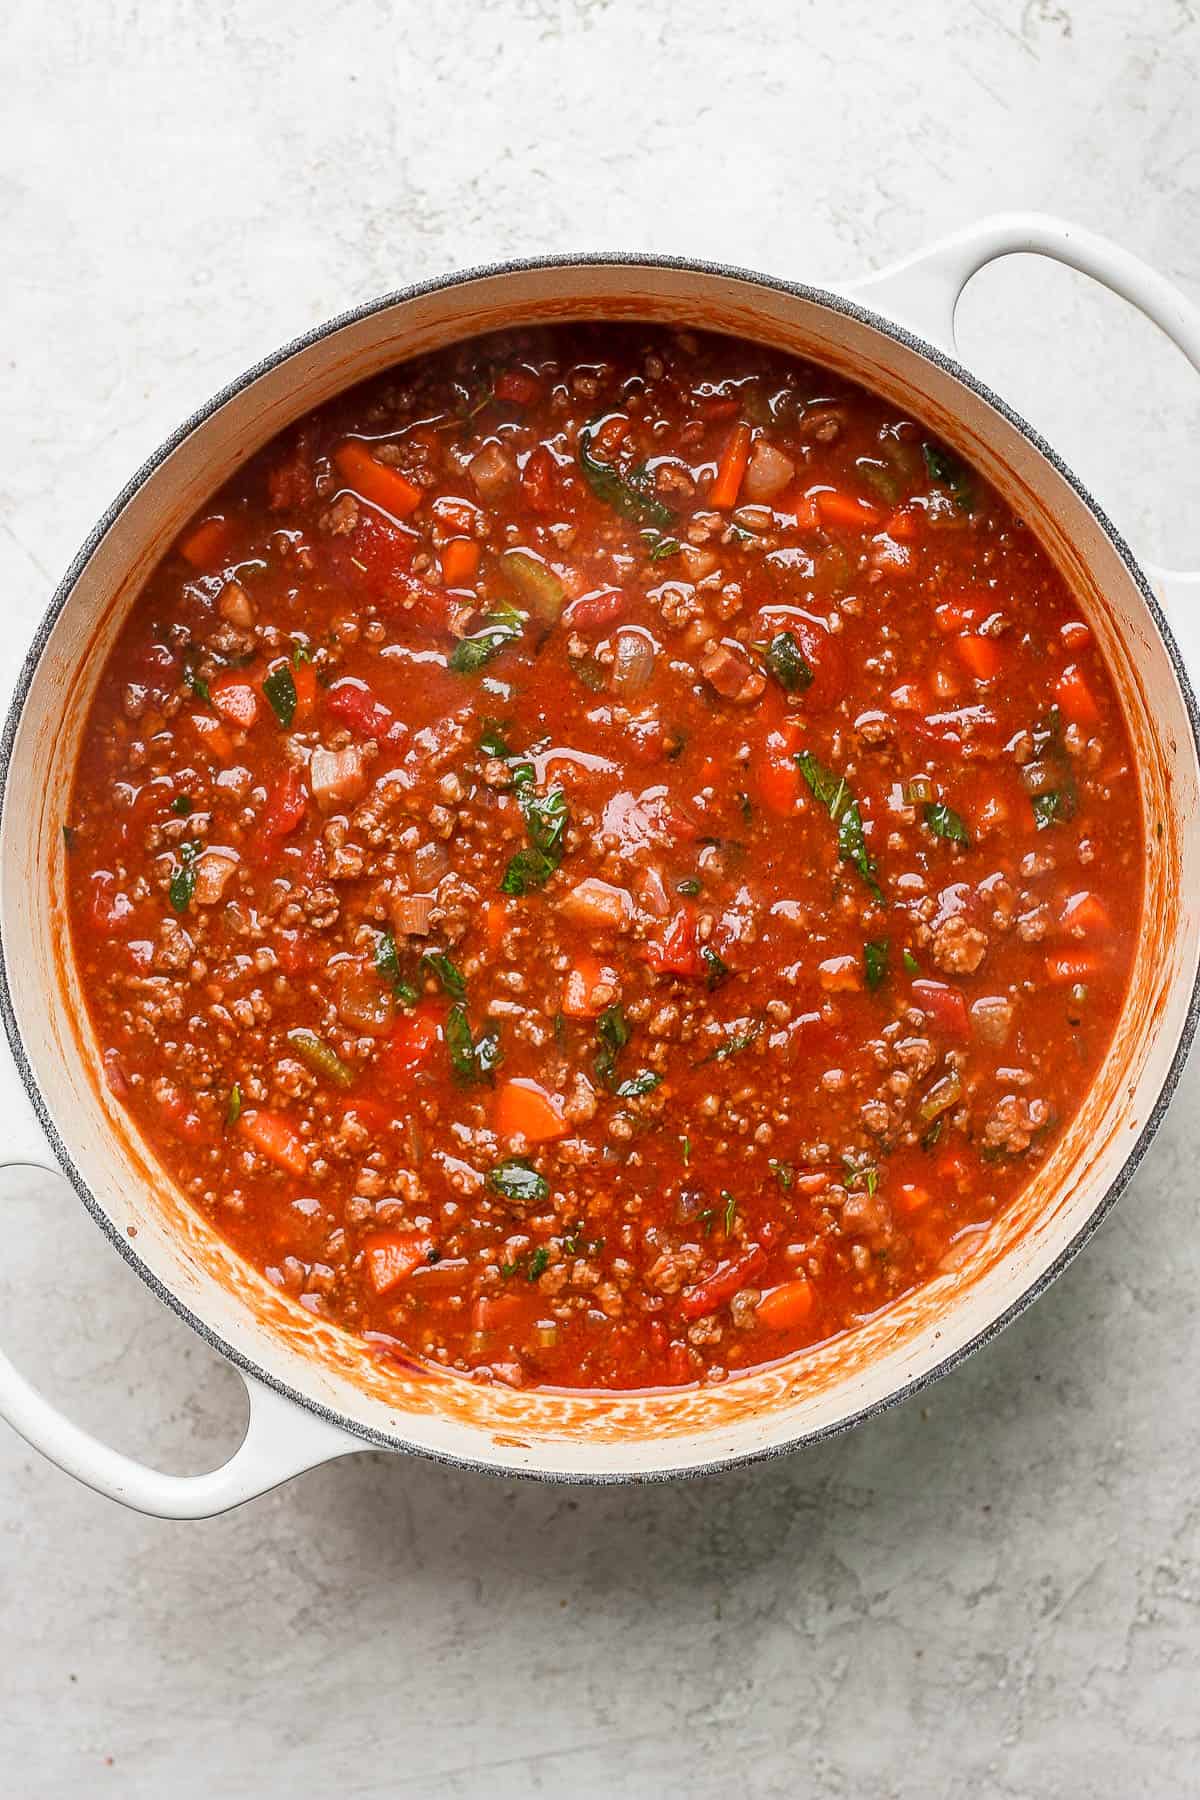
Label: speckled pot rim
xmin=2 ymin=249 xmax=1197 ymax=1486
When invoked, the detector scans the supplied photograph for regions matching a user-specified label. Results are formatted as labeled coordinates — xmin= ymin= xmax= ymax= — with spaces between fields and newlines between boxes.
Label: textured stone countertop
xmin=1 ymin=3 xmax=1198 ymax=1795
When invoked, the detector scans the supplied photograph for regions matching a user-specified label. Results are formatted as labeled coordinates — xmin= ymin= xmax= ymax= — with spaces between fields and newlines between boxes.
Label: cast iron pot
xmin=1 ymin=213 xmax=1197 ymax=1514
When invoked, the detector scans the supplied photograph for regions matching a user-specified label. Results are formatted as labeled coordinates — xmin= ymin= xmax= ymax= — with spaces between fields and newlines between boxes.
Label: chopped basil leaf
xmin=171 ymin=795 xmax=193 ymax=817
xmin=500 ymin=775 xmax=568 ymax=894
xmin=922 ymin=441 xmax=974 ymax=511
xmin=615 ymin=1070 xmax=662 ymax=1099
xmin=500 ymin=845 xmax=557 ymax=894
xmin=757 ymin=629 xmax=814 ymax=694
xmin=902 ymin=947 xmax=920 ymax=975
xmin=183 ymin=659 xmax=210 ymax=703
xmin=168 ymin=842 xmax=199 ymax=914
xmin=722 ymin=1191 xmax=737 ymax=1236
xmin=291 ymin=638 xmax=313 ymax=664
xmin=923 ymin=801 xmax=971 ymax=846
xmin=479 ymin=717 xmax=511 ymax=758
xmin=701 ymin=943 xmax=731 ymax=990
xmin=795 ymin=750 xmax=885 ymax=903
xmin=864 ymin=939 xmax=889 ymax=990
xmin=1032 ymin=788 xmax=1077 ymax=831
xmin=527 ymin=1246 xmax=550 ymax=1281
xmin=681 ymin=1134 xmax=691 ymax=1164
xmin=769 ymin=1158 xmax=793 ymax=1190
xmin=445 ymin=1004 xmax=502 ymax=1085
xmin=644 ymin=532 xmax=681 ymax=562
xmin=697 ymin=1018 xmax=763 ymax=1065
xmin=225 ymin=1082 xmax=242 ymax=1128
xmin=420 ymin=950 xmax=467 ymax=1002
xmin=676 ymin=877 xmax=702 ymax=897
xmin=449 ymin=603 xmax=525 ymax=675
xmin=578 ymin=418 xmax=675 ymax=529
xmin=594 ymin=1002 xmax=630 ymax=1088
xmin=921 ymin=1117 xmax=945 ymax=1151
xmin=487 ymin=1159 xmax=549 ymax=1205
xmin=737 ymin=792 xmax=753 ymax=825
xmin=263 ymin=663 xmax=297 ymax=728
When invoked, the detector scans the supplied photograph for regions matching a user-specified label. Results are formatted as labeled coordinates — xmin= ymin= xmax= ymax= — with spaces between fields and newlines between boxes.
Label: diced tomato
xmin=955 ymin=635 xmax=1003 ymax=681
xmin=155 ymin=1082 xmax=212 ymax=1144
xmin=210 ymin=674 xmax=260 ymax=731
xmin=755 ymin=1279 xmax=814 ymax=1331
xmin=1061 ymin=619 xmax=1092 ymax=651
xmin=334 ymin=440 xmax=422 ymax=519
xmin=494 ymin=1079 xmax=567 ymax=1145
xmin=274 ymin=928 xmax=313 ymax=975
xmin=520 ymin=444 xmax=560 ymax=514
xmin=757 ymin=724 xmax=803 ymax=816
xmin=911 ymin=978 xmax=970 ymax=1040
xmin=471 ymin=1291 xmax=527 ymax=1334
xmin=494 ymin=368 xmax=541 ymax=406
xmin=816 ymin=489 xmax=883 ymax=532
xmin=176 ymin=515 xmax=231 ymax=569
xmin=895 ymin=1183 xmax=932 ymax=1215
xmin=565 ymin=587 xmax=625 ymax=631
xmin=679 ymin=1247 xmax=767 ymax=1320
xmin=757 ymin=609 xmax=846 ymax=703
xmin=431 ymin=495 xmax=480 ymax=536
xmin=380 ymin=1008 xmax=442 ymax=1085
xmin=326 ymin=678 xmax=395 ymax=739
xmin=1061 ymin=891 xmax=1110 ymax=936
xmin=885 ymin=508 xmax=918 ymax=542
xmin=440 ymin=537 xmax=480 ymax=587
xmin=934 ymin=599 xmax=980 ymax=634
xmin=1046 ymin=951 xmax=1101 ymax=984
xmin=362 ymin=1232 xmax=434 ymax=1296
xmin=89 ymin=871 xmax=134 ymax=936
xmin=239 ymin=1109 xmax=307 ymax=1177
xmin=329 ymin=507 xmax=419 ymax=599
xmin=665 ymin=1340 xmax=696 ymax=1385
xmin=260 ymin=768 xmax=308 ymax=839
xmin=645 ymin=907 xmax=700 ymax=978
xmin=1055 ymin=663 xmax=1099 ymax=726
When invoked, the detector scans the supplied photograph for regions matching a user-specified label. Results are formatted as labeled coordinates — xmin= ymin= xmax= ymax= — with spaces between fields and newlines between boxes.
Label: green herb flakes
xmin=263 ymin=663 xmax=297 ymax=728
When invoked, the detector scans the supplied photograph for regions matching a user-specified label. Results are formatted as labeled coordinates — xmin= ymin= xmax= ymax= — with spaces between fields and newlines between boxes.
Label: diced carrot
xmin=911 ymin=979 xmax=970 ymax=1040
xmin=333 ymin=440 xmax=422 ymax=519
xmin=561 ymin=954 xmax=615 ymax=1019
xmin=177 ymin=515 xmax=231 ymax=569
xmin=1061 ymin=619 xmax=1092 ymax=651
xmin=258 ymin=767 xmax=308 ymax=840
xmin=895 ymin=1183 xmax=932 ymax=1215
xmin=494 ymin=1079 xmax=567 ymax=1145
xmin=777 ymin=486 xmax=821 ymax=531
xmin=188 ymin=711 xmax=234 ymax=763
xmin=934 ymin=599 xmax=980 ymax=634
xmin=494 ymin=368 xmax=540 ymax=406
xmin=431 ymin=496 xmax=480 ymax=536
xmin=709 ymin=422 xmax=752 ymax=509
xmin=1055 ymin=663 xmax=1099 ymax=726
xmin=484 ymin=899 xmax=510 ymax=957
xmin=816 ymin=489 xmax=883 ymax=532
xmin=362 ymin=1231 xmax=434 ymax=1296
xmin=239 ymin=1109 xmax=307 ymax=1177
xmin=210 ymin=675 xmax=260 ymax=731
xmin=440 ymin=537 xmax=480 ymax=587
xmin=1046 ymin=951 xmax=1101 ymax=984
xmin=1060 ymin=892 xmax=1111 ymax=937
xmin=755 ymin=1279 xmax=814 ymax=1331
xmin=292 ymin=657 xmax=318 ymax=726
xmin=955 ymin=635 xmax=1003 ymax=681
xmin=885 ymin=508 xmax=918 ymax=542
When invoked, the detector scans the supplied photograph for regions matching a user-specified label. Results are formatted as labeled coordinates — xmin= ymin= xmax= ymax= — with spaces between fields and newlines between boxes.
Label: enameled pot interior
xmin=3 ymin=260 xmax=1196 ymax=1478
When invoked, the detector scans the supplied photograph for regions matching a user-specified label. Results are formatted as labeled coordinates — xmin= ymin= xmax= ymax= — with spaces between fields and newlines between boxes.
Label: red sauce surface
xmin=65 ymin=325 xmax=1143 ymax=1392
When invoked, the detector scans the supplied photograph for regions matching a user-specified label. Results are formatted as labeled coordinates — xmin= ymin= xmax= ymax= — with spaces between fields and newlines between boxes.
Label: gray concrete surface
xmin=2 ymin=3 xmax=1199 ymax=1794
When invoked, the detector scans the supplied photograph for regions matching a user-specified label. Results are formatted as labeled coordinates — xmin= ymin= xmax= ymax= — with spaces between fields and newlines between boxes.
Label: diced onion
xmin=392 ymin=892 xmax=434 ymax=937
xmin=611 ymin=627 xmax=657 ymax=697
xmin=917 ymin=1069 xmax=963 ymax=1124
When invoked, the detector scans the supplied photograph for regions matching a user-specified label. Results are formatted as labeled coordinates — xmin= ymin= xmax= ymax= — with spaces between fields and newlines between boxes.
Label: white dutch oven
xmin=1 ymin=214 xmax=1197 ymax=1516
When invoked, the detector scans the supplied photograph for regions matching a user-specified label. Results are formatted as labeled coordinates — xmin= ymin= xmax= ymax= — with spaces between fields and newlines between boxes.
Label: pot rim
xmin=2 ymin=247 xmax=1197 ymax=1484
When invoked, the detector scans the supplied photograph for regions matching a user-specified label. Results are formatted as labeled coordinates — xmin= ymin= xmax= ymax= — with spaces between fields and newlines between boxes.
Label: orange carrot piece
xmin=188 ymin=711 xmax=234 ymax=763
xmin=239 ymin=1109 xmax=307 ymax=1177
xmin=816 ymin=489 xmax=883 ymax=532
xmin=755 ymin=1280 xmax=814 ymax=1331
xmin=561 ymin=954 xmax=614 ymax=1019
xmin=440 ymin=537 xmax=481 ymax=587
xmin=334 ymin=440 xmax=422 ymax=519
xmin=291 ymin=657 xmax=318 ymax=726
xmin=1061 ymin=891 xmax=1110 ymax=936
xmin=1046 ymin=951 xmax=1101 ymax=984
xmin=494 ymin=1078 xmax=567 ymax=1144
xmin=1055 ymin=663 xmax=1099 ymax=726
xmin=955 ymin=634 xmax=1003 ymax=681
xmin=709 ymin=422 xmax=752 ymax=509
xmin=362 ymin=1231 xmax=434 ymax=1296
xmin=177 ymin=515 xmax=230 ymax=568
xmin=885 ymin=508 xmax=918 ymax=541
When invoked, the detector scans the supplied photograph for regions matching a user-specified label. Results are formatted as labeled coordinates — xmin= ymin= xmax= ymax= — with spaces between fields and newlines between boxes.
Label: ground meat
xmin=931 ymin=913 xmax=988 ymax=974
xmin=982 ymin=1094 xmax=1052 ymax=1154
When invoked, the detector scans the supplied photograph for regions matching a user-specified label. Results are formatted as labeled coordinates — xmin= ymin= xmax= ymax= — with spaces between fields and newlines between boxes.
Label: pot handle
xmin=850 ymin=211 xmax=1200 ymax=673
xmin=0 ymin=1137 xmax=361 ymax=1516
